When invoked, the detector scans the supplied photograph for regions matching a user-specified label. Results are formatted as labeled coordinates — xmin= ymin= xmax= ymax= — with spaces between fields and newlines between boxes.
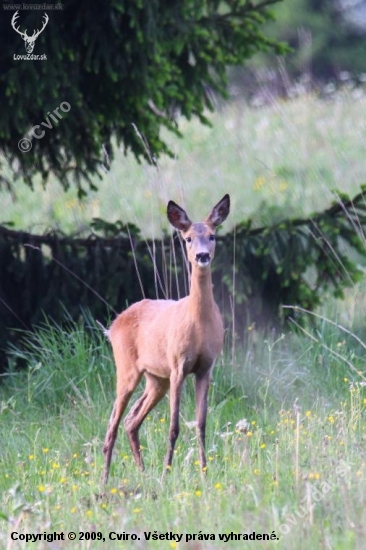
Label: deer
xmin=102 ymin=194 xmax=230 ymax=483
xmin=11 ymin=11 xmax=49 ymax=54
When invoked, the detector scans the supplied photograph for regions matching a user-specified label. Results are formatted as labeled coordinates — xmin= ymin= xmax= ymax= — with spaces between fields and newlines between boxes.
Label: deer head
xmin=11 ymin=11 xmax=49 ymax=54
xmin=167 ymin=194 xmax=230 ymax=268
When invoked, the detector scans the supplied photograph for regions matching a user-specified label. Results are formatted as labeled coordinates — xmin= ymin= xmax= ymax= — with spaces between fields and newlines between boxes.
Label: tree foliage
xmin=0 ymin=0 xmax=284 ymax=196
xmin=247 ymin=0 xmax=366 ymax=80
xmin=218 ymin=187 xmax=366 ymax=327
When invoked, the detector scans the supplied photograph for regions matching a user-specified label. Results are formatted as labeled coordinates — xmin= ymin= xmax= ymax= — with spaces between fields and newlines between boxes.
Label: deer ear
xmin=167 ymin=201 xmax=192 ymax=232
xmin=205 ymin=194 xmax=230 ymax=228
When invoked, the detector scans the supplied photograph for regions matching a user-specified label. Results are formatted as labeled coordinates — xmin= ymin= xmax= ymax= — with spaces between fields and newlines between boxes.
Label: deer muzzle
xmin=195 ymin=252 xmax=211 ymax=266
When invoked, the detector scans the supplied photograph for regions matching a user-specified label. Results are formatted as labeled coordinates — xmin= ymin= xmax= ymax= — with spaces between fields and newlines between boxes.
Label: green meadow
xmin=3 ymin=89 xmax=366 ymax=235
xmin=1 ymin=89 xmax=366 ymax=548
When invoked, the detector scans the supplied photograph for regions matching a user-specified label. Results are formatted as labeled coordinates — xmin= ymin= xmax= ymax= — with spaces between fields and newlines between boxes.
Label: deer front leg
xmin=195 ymin=371 xmax=211 ymax=472
xmin=164 ymin=371 xmax=184 ymax=471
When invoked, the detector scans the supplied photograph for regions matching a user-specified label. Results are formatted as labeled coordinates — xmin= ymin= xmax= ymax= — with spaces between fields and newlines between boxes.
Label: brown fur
xmin=102 ymin=194 xmax=230 ymax=483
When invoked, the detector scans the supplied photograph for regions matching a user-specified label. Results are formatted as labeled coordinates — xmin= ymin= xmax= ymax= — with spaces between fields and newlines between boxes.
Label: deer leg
xmin=195 ymin=371 xmax=211 ymax=471
xmin=164 ymin=371 xmax=184 ymax=471
xmin=124 ymin=374 xmax=169 ymax=470
xmin=102 ymin=372 xmax=142 ymax=484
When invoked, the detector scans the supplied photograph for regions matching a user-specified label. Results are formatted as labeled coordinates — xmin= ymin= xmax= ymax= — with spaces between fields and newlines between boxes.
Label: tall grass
xmin=1 ymin=308 xmax=365 ymax=549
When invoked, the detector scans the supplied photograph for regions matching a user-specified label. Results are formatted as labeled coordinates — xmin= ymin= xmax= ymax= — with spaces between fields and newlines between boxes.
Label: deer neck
xmin=188 ymin=264 xmax=215 ymax=320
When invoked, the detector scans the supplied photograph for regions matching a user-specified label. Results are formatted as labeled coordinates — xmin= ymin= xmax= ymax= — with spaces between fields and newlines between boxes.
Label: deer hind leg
xmin=124 ymin=373 xmax=169 ymax=470
xmin=102 ymin=370 xmax=142 ymax=484
xmin=195 ymin=370 xmax=211 ymax=471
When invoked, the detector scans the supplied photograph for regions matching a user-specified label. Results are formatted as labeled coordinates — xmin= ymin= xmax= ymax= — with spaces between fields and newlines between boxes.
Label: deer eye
xmin=186 ymin=236 xmax=192 ymax=243
xmin=209 ymin=234 xmax=216 ymax=241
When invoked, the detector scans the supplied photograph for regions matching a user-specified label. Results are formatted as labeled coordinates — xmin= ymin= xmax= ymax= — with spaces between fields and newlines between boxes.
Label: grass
xmin=1 ymin=88 xmax=366 ymax=548
xmin=0 ymin=308 xmax=365 ymax=549
xmin=2 ymin=87 xmax=366 ymax=236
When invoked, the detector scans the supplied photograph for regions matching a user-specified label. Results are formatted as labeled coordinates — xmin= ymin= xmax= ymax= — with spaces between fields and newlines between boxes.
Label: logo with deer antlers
xmin=11 ymin=11 xmax=49 ymax=54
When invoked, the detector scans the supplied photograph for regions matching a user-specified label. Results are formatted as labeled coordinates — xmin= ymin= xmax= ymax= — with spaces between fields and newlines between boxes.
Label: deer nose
xmin=195 ymin=252 xmax=211 ymax=265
